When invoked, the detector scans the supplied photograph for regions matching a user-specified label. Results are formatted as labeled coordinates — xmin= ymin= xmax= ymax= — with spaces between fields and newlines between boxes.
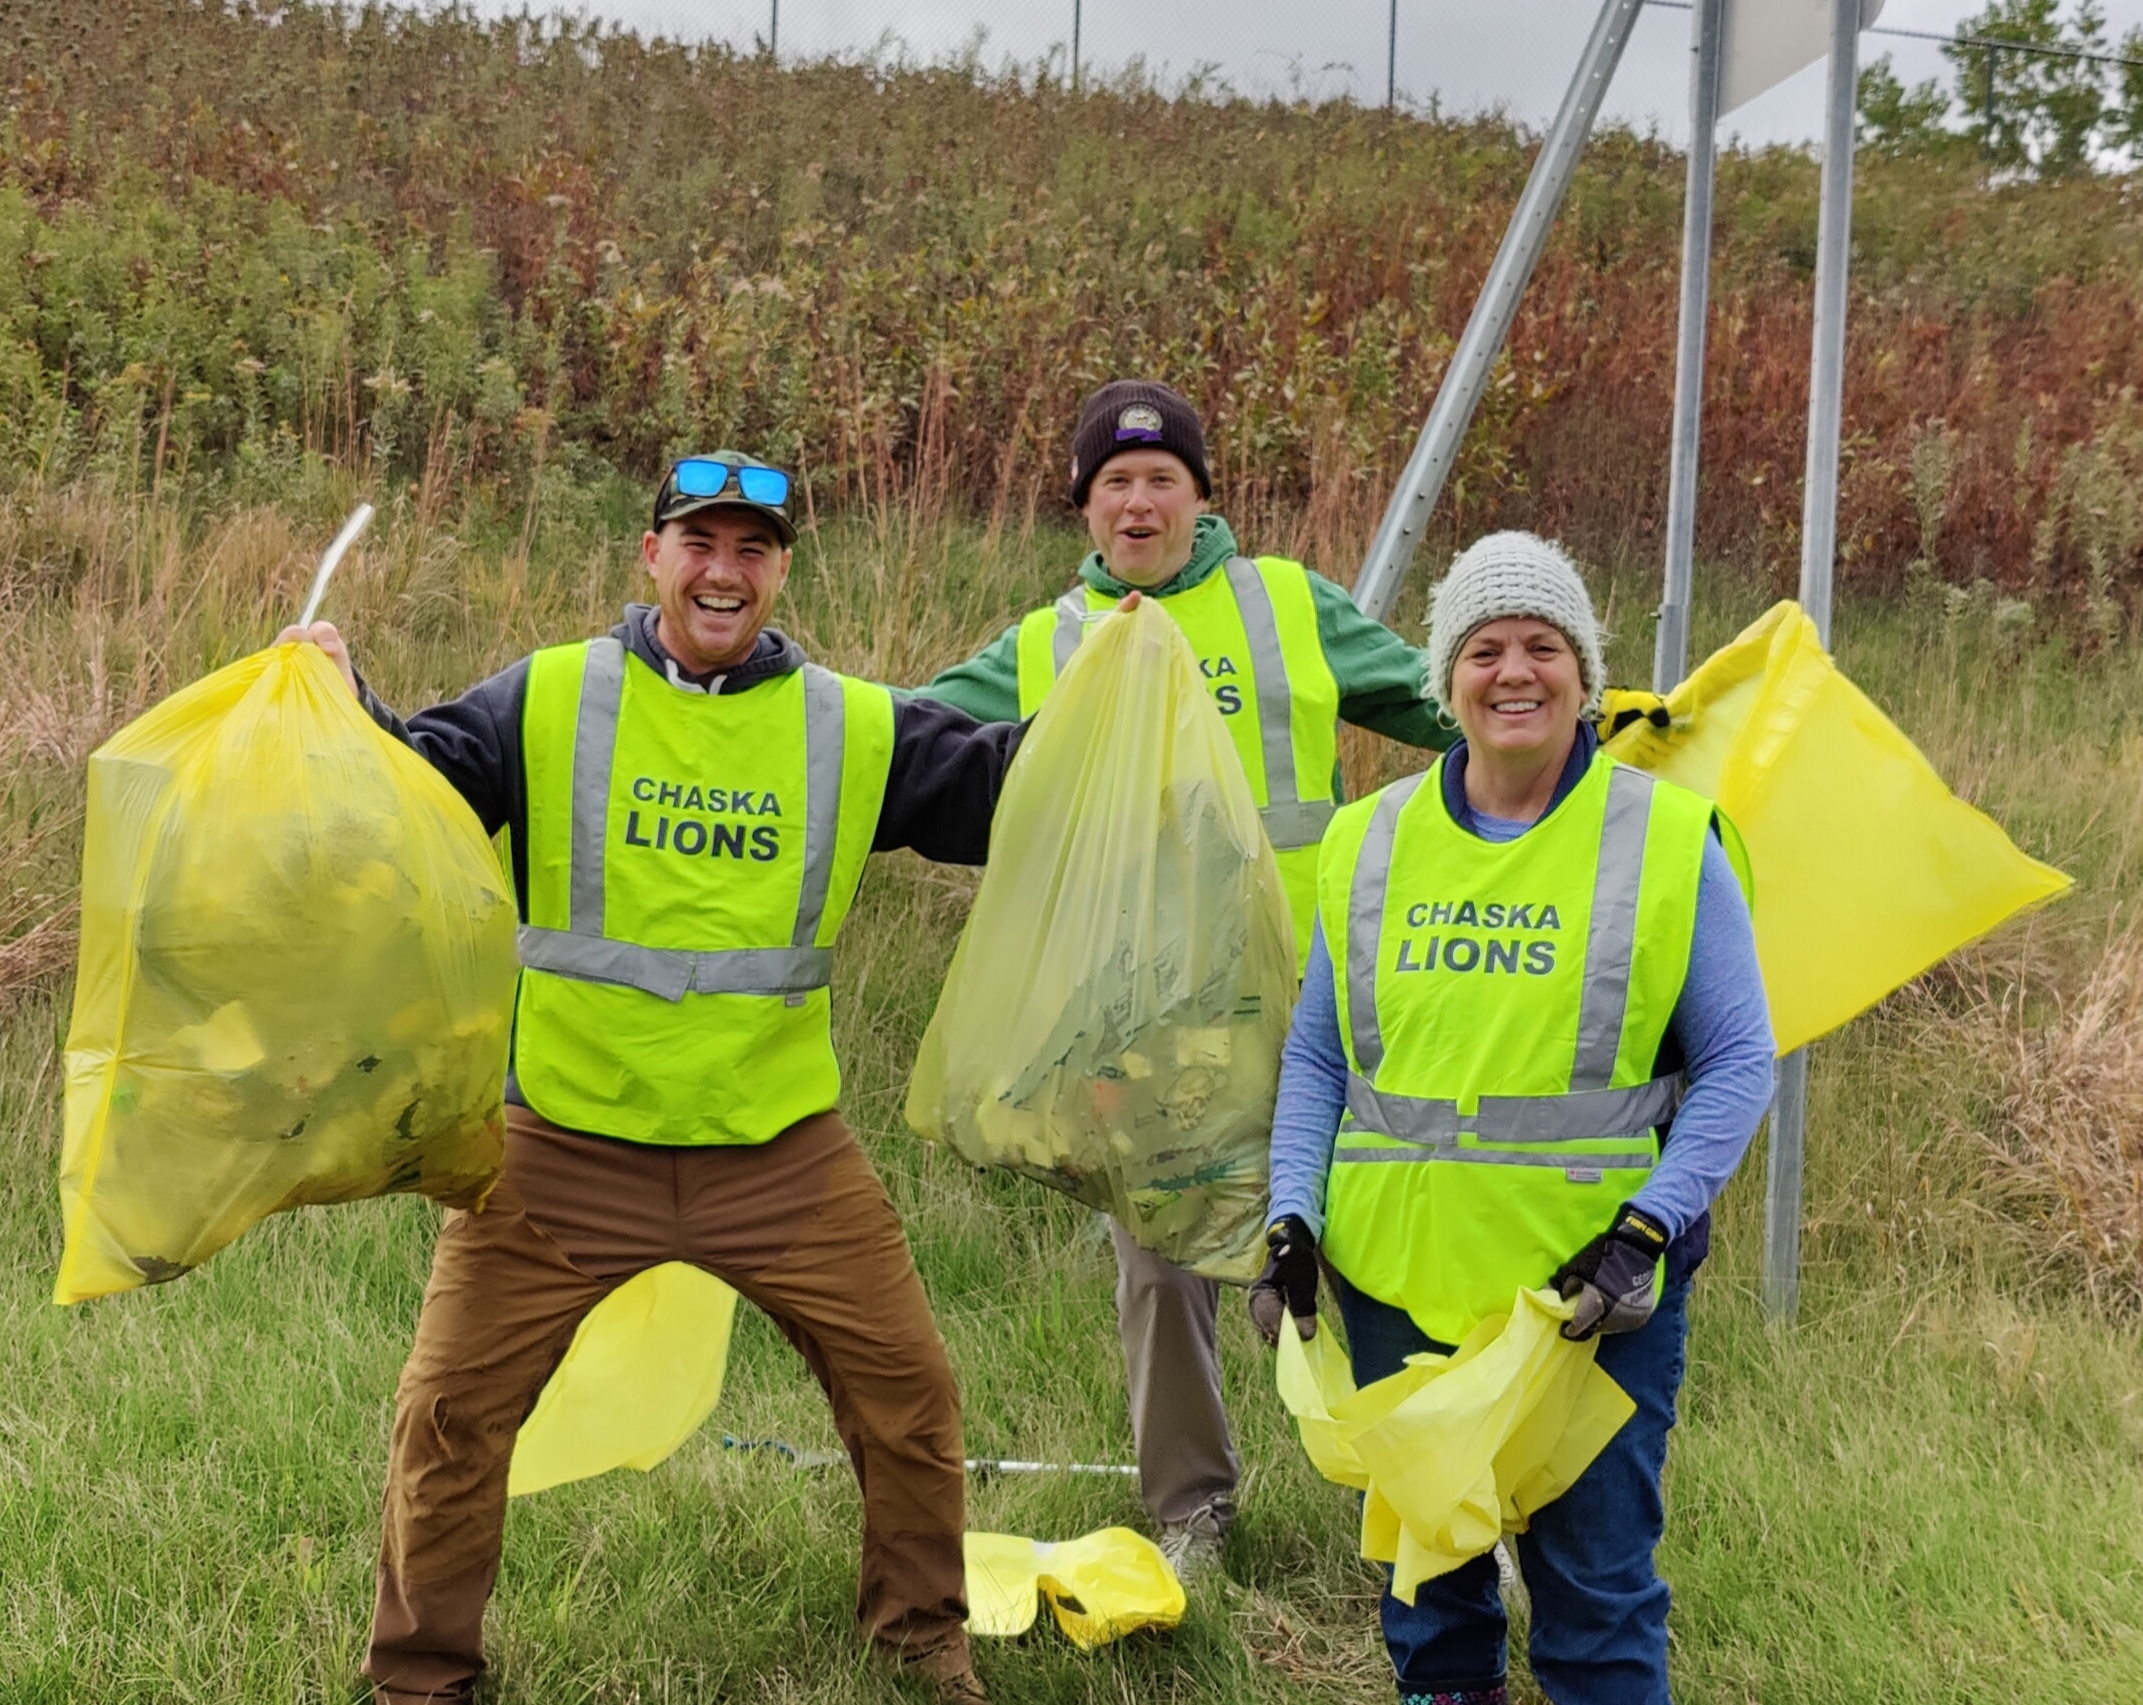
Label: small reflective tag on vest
xmin=1565 ymin=1167 xmax=1605 ymax=1185
xmin=786 ymin=993 xmax=806 ymax=1008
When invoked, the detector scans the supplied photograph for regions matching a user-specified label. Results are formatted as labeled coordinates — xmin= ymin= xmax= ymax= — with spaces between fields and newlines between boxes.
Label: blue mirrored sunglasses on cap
xmin=667 ymin=456 xmax=791 ymax=508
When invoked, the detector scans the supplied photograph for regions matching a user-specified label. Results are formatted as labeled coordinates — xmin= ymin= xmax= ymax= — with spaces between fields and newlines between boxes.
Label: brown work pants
xmin=362 ymin=1103 xmax=968 ymax=1703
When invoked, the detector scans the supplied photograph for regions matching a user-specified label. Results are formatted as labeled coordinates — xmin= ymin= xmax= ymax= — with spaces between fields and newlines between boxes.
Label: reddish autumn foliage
xmin=1 ymin=1 xmax=2138 ymax=601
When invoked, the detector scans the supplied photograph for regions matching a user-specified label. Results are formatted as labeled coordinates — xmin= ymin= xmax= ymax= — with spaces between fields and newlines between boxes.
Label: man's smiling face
xmin=1080 ymin=449 xmax=1206 ymax=587
xmin=641 ymin=511 xmax=792 ymax=675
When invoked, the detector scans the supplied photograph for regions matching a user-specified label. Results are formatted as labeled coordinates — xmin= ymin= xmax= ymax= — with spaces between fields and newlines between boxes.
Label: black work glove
xmin=1552 ymin=1204 xmax=1670 ymax=1342
xmin=1248 ymin=1214 xmax=1319 ymax=1346
xmin=1598 ymin=688 xmax=1673 ymax=740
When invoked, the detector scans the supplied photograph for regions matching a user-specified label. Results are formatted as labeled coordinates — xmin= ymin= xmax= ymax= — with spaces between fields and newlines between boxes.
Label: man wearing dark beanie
xmin=913 ymin=378 xmax=1454 ymax=1581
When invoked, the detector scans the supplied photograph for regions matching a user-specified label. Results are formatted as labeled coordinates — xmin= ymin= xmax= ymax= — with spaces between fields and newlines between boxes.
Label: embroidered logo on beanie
xmin=1115 ymin=403 xmax=1164 ymax=442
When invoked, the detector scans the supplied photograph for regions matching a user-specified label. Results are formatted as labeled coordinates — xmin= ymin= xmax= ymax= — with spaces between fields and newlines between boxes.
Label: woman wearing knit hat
xmin=913 ymin=379 xmax=1454 ymax=1580
xmin=1255 ymin=531 xmax=1776 ymax=1704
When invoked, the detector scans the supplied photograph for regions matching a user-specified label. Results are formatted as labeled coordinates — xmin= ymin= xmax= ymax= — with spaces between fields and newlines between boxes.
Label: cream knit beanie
xmin=1426 ymin=531 xmax=1605 ymax=711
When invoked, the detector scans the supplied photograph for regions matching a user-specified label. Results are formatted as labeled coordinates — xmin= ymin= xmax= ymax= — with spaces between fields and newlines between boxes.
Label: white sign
xmin=1719 ymin=0 xmax=1887 ymax=115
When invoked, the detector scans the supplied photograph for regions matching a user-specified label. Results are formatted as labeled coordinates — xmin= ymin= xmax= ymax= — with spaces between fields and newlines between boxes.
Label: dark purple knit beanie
xmin=1067 ymin=380 xmax=1213 ymax=508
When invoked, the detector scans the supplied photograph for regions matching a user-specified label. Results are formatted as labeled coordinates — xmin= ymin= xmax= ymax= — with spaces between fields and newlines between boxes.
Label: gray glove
xmin=1552 ymin=1204 xmax=1669 ymax=1341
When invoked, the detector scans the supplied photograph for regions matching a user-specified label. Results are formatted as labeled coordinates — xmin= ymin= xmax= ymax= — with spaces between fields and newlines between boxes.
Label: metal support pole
xmin=1653 ymin=0 xmax=1722 ymax=695
xmin=1765 ymin=0 xmax=1862 ymax=1325
xmin=1353 ymin=0 xmax=1645 ymax=624
xmin=1797 ymin=0 xmax=1857 ymax=646
xmin=769 ymin=0 xmax=778 ymax=58
xmin=1388 ymin=0 xmax=1398 ymax=113
xmin=1073 ymin=0 xmax=1082 ymax=92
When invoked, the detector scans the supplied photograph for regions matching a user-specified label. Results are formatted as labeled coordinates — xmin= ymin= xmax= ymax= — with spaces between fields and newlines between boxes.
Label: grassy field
xmin=0 ymin=470 xmax=2140 ymax=1703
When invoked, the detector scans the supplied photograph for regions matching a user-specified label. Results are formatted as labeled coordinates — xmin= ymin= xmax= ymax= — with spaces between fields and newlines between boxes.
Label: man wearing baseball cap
xmin=282 ymin=450 xmax=1017 ymax=1704
xmin=912 ymin=382 xmax=1453 ymax=1579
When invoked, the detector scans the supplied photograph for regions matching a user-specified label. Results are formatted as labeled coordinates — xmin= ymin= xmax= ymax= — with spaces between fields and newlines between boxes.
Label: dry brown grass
xmin=0 ymin=901 xmax=76 ymax=1016
xmin=1967 ymin=922 xmax=2143 ymax=1307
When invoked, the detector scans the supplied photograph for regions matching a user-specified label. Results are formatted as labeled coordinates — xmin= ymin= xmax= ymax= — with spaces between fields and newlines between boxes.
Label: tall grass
xmin=1 ymin=0 xmax=2141 ymax=604
xmin=1 ymin=470 xmax=2141 ymax=1701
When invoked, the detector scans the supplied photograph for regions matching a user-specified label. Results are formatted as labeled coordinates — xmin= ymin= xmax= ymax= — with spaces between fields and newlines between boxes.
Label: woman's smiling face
xmin=1447 ymin=617 xmax=1586 ymax=760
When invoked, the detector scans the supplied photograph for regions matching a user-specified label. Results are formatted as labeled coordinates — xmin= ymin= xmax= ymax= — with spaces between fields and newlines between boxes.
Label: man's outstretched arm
xmin=907 ymin=621 xmax=1025 ymax=722
xmin=872 ymin=695 xmax=1026 ymax=865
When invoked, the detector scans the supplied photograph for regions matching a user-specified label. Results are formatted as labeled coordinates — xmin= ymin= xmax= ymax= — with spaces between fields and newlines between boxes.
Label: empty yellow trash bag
xmin=1277 ymin=1288 xmax=1635 ymax=1603
xmin=56 ymin=642 xmax=519 ymax=1304
xmin=1605 ymin=602 xmax=2069 ymax=1053
xmin=963 ymin=1527 xmax=1186 ymax=1647
xmin=509 ymin=1261 xmax=739 ymax=1497
xmin=906 ymin=598 xmax=1296 ymax=1281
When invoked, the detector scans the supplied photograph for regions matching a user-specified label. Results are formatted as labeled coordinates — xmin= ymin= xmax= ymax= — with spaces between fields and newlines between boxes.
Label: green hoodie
xmin=915 ymin=514 xmax=1452 ymax=756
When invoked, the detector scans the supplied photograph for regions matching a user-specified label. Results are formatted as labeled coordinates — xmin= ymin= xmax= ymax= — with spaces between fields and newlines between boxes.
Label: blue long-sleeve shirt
xmin=1267 ymin=739 xmax=1775 ymax=1254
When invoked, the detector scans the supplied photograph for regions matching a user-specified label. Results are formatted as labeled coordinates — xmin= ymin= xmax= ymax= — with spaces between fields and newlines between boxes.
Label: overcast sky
xmin=470 ymin=0 xmax=2143 ymax=147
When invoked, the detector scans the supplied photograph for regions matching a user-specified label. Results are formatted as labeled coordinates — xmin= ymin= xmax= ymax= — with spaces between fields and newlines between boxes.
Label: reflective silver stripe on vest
xmin=1570 ymin=764 xmax=1657 ymax=1089
xmin=1261 ymin=798 xmax=1338 ymax=851
xmin=794 ymin=665 xmax=846 ymax=950
xmin=1344 ymin=770 xmax=1428 ymax=1077
xmin=1221 ymin=555 xmax=1315 ymax=841
xmin=529 ymin=641 xmax=847 ymax=1003
xmin=1343 ymin=1070 xmax=1683 ymax=1146
xmin=517 ymin=928 xmax=833 ymax=1004
xmin=1051 ymin=592 xmax=1086 ymax=673
xmin=569 ymin=637 xmax=628 ymax=934
xmin=1333 ymin=1142 xmax=1656 ymax=1170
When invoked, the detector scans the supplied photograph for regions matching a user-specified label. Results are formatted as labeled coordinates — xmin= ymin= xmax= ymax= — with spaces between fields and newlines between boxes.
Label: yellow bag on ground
xmin=964 ymin=1528 xmax=1186 ymax=1646
xmin=1277 ymin=1289 xmax=1634 ymax=1604
xmin=509 ymin=1261 xmax=738 ymax=1497
xmin=1605 ymin=601 xmax=2070 ymax=1054
xmin=906 ymin=600 xmax=1296 ymax=1282
xmin=56 ymin=643 xmax=518 ymax=1304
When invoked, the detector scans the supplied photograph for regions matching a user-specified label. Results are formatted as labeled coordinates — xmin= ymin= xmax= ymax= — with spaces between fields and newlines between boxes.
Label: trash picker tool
xmin=297 ymin=502 xmax=375 ymax=628
xmin=723 ymin=1436 xmax=1137 ymax=1478
xmin=968 ymin=1458 xmax=1139 ymax=1479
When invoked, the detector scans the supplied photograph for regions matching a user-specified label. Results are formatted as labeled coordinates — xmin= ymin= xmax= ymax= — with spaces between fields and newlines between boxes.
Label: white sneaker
xmin=1157 ymin=1503 xmax=1229 ymax=1582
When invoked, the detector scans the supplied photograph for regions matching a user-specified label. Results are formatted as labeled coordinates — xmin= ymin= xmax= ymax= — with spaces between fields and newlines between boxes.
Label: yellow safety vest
xmin=1015 ymin=556 xmax=1339 ymax=968
xmin=1317 ymin=750 xmax=1715 ymax=1345
xmin=515 ymin=637 xmax=894 ymax=1146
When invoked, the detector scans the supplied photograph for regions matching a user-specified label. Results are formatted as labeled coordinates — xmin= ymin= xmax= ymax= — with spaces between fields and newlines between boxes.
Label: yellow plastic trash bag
xmin=964 ymin=1527 xmax=1187 ymax=1647
xmin=1605 ymin=601 xmax=2069 ymax=1054
xmin=56 ymin=642 xmax=519 ymax=1304
xmin=509 ymin=1261 xmax=738 ymax=1497
xmin=1277 ymin=1288 xmax=1634 ymax=1604
xmin=906 ymin=599 xmax=1296 ymax=1282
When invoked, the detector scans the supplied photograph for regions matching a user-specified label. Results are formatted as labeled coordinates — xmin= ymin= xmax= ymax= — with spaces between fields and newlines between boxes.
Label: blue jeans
xmin=1335 ymin=1275 xmax=1691 ymax=1705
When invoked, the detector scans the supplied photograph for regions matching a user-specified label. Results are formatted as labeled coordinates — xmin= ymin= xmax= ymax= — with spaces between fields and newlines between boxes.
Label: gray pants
xmin=1109 ymin=1220 xmax=1239 ymax=1526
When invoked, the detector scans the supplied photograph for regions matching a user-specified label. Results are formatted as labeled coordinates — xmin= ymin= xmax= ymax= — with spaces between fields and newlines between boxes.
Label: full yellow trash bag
xmin=509 ymin=1261 xmax=738 ymax=1497
xmin=1276 ymin=1289 xmax=1635 ymax=1603
xmin=1605 ymin=602 xmax=2070 ymax=1054
xmin=964 ymin=1527 xmax=1187 ymax=1647
xmin=56 ymin=643 xmax=519 ymax=1304
xmin=906 ymin=599 xmax=1296 ymax=1282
